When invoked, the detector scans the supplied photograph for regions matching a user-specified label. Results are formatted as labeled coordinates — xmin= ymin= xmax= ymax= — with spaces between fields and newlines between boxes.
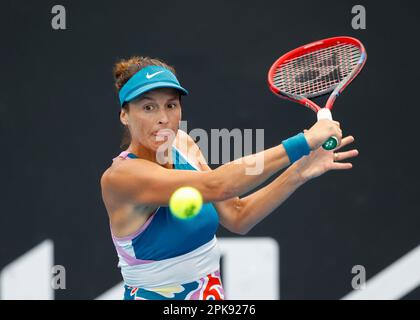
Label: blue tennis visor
xmin=118 ymin=65 xmax=188 ymax=106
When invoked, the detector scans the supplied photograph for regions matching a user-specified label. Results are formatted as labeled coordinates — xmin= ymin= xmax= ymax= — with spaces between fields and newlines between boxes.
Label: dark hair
xmin=112 ymin=56 xmax=177 ymax=149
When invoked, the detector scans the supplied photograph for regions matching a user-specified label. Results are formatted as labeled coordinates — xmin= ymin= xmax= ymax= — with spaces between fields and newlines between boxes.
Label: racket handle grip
xmin=317 ymin=108 xmax=338 ymax=151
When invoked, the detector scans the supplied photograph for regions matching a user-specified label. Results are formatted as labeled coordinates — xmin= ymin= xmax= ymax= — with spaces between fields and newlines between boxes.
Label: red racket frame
xmin=268 ymin=36 xmax=367 ymax=113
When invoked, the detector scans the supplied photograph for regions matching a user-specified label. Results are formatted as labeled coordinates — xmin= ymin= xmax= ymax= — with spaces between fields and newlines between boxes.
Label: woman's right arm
xmin=101 ymin=120 xmax=342 ymax=206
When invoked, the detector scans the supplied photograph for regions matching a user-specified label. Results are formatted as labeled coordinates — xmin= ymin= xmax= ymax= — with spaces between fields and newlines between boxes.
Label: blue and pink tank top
xmin=110 ymin=146 xmax=221 ymax=288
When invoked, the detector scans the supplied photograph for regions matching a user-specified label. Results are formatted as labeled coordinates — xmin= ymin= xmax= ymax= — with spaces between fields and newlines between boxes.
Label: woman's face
xmin=121 ymin=87 xmax=182 ymax=152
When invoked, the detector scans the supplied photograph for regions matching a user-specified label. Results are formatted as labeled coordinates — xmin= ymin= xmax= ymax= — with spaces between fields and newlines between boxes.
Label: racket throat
xmin=317 ymin=108 xmax=333 ymax=121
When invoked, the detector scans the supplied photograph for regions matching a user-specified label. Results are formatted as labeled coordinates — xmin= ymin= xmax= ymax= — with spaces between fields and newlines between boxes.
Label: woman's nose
xmin=158 ymin=109 xmax=169 ymax=124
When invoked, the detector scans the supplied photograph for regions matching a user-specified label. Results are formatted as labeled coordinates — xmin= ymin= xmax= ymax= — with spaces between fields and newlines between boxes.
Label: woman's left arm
xmin=188 ymin=133 xmax=358 ymax=235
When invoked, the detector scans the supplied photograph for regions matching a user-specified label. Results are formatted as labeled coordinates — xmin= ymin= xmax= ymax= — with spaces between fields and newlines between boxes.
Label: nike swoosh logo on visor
xmin=146 ymin=71 xmax=164 ymax=79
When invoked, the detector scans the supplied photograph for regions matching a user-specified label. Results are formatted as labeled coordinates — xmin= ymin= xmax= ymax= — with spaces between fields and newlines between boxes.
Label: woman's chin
xmin=151 ymin=136 xmax=174 ymax=150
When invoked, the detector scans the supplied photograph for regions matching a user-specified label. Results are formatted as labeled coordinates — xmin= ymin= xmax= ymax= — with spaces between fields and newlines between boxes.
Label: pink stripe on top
xmin=113 ymin=150 xmax=131 ymax=161
xmin=109 ymin=149 xmax=158 ymax=266
xmin=112 ymin=239 xmax=155 ymax=265
xmin=111 ymin=209 xmax=159 ymax=266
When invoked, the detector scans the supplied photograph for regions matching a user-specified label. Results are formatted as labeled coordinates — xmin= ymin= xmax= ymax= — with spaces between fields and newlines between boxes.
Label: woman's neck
xmin=127 ymin=141 xmax=174 ymax=169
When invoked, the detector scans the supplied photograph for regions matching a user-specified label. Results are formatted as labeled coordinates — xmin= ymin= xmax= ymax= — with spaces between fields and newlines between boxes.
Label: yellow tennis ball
xmin=169 ymin=186 xmax=203 ymax=219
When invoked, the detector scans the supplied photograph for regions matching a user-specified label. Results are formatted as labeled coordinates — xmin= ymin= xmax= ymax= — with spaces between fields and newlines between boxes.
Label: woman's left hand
xmin=293 ymin=134 xmax=359 ymax=183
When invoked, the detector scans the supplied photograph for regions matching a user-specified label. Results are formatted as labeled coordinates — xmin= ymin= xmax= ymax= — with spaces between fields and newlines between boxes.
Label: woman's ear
xmin=119 ymin=108 xmax=129 ymax=126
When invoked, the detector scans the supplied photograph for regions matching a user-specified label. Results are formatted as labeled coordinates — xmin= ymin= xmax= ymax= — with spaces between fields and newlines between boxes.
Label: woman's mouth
xmin=153 ymin=129 xmax=174 ymax=138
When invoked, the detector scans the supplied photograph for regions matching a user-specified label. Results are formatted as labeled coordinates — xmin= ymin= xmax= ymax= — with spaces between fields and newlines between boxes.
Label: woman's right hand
xmin=303 ymin=119 xmax=343 ymax=150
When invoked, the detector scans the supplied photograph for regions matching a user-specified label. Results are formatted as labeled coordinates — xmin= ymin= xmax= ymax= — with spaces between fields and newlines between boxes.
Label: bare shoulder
xmin=100 ymin=162 xmax=123 ymax=213
xmin=101 ymin=156 xmax=158 ymax=196
xmin=100 ymin=160 xmax=157 ymax=237
xmin=100 ymin=165 xmax=113 ymax=192
xmin=100 ymin=158 xmax=127 ymax=191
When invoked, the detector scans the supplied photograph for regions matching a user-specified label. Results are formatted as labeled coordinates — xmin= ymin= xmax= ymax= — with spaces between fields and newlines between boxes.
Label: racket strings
xmin=273 ymin=43 xmax=361 ymax=98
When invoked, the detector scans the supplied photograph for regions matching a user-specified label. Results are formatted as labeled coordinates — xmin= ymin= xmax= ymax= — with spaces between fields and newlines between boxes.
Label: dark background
xmin=1 ymin=0 xmax=419 ymax=299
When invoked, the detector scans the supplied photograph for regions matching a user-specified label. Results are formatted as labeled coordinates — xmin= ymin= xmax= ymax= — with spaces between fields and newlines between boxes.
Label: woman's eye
xmin=168 ymin=103 xmax=177 ymax=109
xmin=144 ymin=105 xmax=154 ymax=111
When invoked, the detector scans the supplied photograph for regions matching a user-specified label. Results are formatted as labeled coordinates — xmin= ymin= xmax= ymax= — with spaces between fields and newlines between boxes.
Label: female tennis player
xmin=100 ymin=56 xmax=358 ymax=300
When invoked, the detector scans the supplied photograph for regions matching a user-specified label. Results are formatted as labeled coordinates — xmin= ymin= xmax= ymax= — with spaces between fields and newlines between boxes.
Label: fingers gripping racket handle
xmin=317 ymin=108 xmax=338 ymax=150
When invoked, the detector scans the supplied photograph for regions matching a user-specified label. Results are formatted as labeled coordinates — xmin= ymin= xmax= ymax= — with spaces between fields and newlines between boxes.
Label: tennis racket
xmin=268 ymin=36 xmax=367 ymax=150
